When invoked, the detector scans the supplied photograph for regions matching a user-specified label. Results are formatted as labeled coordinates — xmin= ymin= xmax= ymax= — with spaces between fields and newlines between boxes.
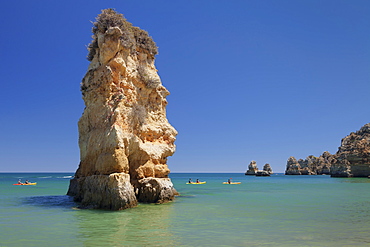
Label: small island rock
xmin=245 ymin=161 xmax=258 ymax=175
xmin=263 ymin=163 xmax=273 ymax=175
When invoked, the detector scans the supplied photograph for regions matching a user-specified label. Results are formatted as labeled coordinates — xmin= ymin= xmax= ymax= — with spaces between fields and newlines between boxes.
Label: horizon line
xmin=0 ymin=171 xmax=285 ymax=173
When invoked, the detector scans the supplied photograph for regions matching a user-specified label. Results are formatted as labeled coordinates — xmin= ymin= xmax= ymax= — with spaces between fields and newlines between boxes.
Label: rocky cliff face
xmin=285 ymin=152 xmax=334 ymax=175
xmin=67 ymin=9 xmax=178 ymax=210
xmin=285 ymin=123 xmax=370 ymax=177
xmin=331 ymin=123 xmax=370 ymax=177
xmin=285 ymin=157 xmax=302 ymax=175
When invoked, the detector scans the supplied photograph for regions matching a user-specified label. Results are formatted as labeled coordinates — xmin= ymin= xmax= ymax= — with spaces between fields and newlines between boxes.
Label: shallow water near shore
xmin=1 ymin=172 xmax=369 ymax=246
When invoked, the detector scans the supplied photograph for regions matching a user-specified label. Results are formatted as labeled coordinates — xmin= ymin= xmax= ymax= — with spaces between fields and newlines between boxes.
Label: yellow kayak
xmin=222 ymin=182 xmax=241 ymax=184
xmin=13 ymin=182 xmax=37 ymax=185
xmin=186 ymin=181 xmax=206 ymax=184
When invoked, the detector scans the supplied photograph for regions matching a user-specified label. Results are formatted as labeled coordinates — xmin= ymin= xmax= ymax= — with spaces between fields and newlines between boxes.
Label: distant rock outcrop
xmin=331 ymin=123 xmax=370 ymax=177
xmin=285 ymin=152 xmax=334 ymax=175
xmin=285 ymin=123 xmax=370 ymax=177
xmin=263 ymin=163 xmax=273 ymax=174
xmin=285 ymin=157 xmax=302 ymax=175
xmin=67 ymin=9 xmax=178 ymax=210
xmin=245 ymin=161 xmax=273 ymax=176
xmin=245 ymin=161 xmax=258 ymax=175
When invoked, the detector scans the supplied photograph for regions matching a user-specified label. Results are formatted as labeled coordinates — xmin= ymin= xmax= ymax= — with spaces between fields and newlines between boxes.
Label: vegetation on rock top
xmin=87 ymin=8 xmax=158 ymax=61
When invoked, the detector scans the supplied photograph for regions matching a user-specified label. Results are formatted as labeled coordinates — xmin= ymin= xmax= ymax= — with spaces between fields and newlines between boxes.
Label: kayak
xmin=186 ymin=182 xmax=206 ymax=184
xmin=13 ymin=183 xmax=37 ymax=185
xmin=222 ymin=182 xmax=241 ymax=184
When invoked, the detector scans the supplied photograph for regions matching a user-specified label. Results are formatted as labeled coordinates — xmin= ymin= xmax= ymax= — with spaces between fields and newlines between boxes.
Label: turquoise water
xmin=1 ymin=173 xmax=369 ymax=247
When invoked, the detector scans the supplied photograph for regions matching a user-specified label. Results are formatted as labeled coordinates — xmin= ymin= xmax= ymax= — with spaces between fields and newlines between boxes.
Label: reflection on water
xmin=75 ymin=203 xmax=178 ymax=246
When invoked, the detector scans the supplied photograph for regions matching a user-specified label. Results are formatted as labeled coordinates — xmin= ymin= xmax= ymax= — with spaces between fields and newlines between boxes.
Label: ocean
xmin=0 ymin=172 xmax=369 ymax=247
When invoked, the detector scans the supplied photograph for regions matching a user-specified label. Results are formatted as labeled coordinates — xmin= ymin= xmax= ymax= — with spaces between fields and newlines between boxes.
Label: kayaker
xmin=188 ymin=178 xmax=192 ymax=184
xmin=196 ymin=179 xmax=200 ymax=183
xmin=25 ymin=180 xmax=29 ymax=184
xmin=228 ymin=178 xmax=232 ymax=184
xmin=18 ymin=179 xmax=22 ymax=185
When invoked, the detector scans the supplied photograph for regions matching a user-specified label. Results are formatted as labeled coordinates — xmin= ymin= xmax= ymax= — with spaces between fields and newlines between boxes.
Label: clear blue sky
xmin=1 ymin=0 xmax=369 ymax=173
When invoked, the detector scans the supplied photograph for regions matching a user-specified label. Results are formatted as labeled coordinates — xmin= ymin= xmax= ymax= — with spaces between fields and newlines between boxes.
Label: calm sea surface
xmin=1 ymin=172 xmax=369 ymax=247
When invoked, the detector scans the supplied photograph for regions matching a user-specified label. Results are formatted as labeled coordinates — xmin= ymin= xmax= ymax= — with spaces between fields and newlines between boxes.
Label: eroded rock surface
xmin=285 ymin=157 xmax=302 ymax=175
xmin=245 ymin=160 xmax=258 ymax=175
xmin=331 ymin=123 xmax=370 ymax=177
xmin=285 ymin=123 xmax=370 ymax=177
xmin=67 ymin=9 xmax=178 ymax=210
xmin=263 ymin=163 xmax=273 ymax=175
xmin=285 ymin=152 xmax=335 ymax=175
xmin=245 ymin=161 xmax=273 ymax=176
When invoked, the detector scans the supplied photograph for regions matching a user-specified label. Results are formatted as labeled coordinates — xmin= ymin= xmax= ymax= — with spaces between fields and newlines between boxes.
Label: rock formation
xmin=256 ymin=170 xmax=270 ymax=176
xmin=67 ymin=9 xmax=178 ymax=210
xmin=245 ymin=161 xmax=258 ymax=175
xmin=331 ymin=123 xmax=370 ymax=177
xmin=245 ymin=161 xmax=273 ymax=176
xmin=285 ymin=123 xmax=370 ymax=177
xmin=285 ymin=157 xmax=302 ymax=175
xmin=263 ymin=163 xmax=273 ymax=174
xmin=285 ymin=152 xmax=334 ymax=175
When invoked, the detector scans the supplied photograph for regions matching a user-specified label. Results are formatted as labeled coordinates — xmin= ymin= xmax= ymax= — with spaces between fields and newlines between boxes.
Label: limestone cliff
xmin=67 ymin=9 xmax=178 ymax=210
xmin=331 ymin=123 xmax=370 ymax=177
xmin=285 ymin=152 xmax=334 ymax=175
xmin=285 ymin=123 xmax=370 ymax=177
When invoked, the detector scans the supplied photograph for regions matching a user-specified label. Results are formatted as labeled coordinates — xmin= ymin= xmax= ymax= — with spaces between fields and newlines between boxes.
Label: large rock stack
xmin=67 ymin=9 xmax=178 ymax=210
